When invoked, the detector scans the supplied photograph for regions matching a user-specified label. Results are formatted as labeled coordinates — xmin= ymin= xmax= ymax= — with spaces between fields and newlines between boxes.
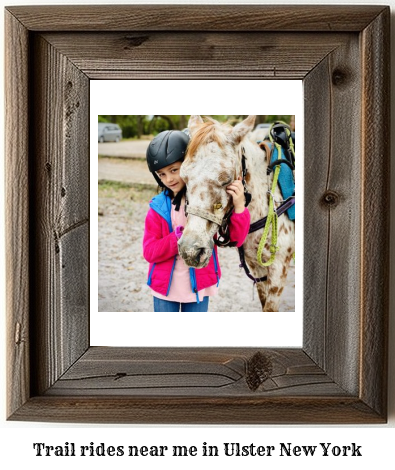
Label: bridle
xmin=184 ymin=148 xmax=251 ymax=248
xmin=183 ymin=147 xmax=267 ymax=284
xmin=184 ymin=204 xmax=225 ymax=227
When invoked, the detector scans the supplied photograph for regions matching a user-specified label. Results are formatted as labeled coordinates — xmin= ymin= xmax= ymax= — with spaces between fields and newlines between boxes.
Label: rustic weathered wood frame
xmin=5 ymin=5 xmax=390 ymax=424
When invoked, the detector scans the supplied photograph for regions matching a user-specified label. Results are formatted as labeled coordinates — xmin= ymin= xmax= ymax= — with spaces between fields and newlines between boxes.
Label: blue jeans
xmin=153 ymin=296 xmax=209 ymax=312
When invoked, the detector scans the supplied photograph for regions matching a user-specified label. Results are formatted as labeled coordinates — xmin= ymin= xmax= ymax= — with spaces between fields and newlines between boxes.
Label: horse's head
xmin=178 ymin=115 xmax=256 ymax=268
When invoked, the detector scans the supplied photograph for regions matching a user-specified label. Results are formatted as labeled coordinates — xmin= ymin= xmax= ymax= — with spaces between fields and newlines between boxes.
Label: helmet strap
xmin=152 ymin=172 xmax=164 ymax=188
xmin=172 ymin=186 xmax=186 ymax=211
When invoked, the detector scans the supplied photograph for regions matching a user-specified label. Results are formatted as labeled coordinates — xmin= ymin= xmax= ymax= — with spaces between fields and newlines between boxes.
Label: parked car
xmin=254 ymin=123 xmax=271 ymax=131
xmin=251 ymin=123 xmax=271 ymax=142
xmin=98 ymin=123 xmax=122 ymax=142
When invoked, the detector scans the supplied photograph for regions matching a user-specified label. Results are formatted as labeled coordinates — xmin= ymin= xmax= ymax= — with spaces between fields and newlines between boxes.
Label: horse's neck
xmin=243 ymin=137 xmax=270 ymax=222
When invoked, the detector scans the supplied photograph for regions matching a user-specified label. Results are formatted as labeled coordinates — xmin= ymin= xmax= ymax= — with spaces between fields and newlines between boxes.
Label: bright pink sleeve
xmin=229 ymin=208 xmax=251 ymax=247
xmin=143 ymin=209 xmax=179 ymax=263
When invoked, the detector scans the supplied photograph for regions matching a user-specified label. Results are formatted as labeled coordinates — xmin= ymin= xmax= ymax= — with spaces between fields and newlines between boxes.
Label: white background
xmin=1 ymin=1 xmax=394 ymax=469
xmin=90 ymin=79 xmax=304 ymax=347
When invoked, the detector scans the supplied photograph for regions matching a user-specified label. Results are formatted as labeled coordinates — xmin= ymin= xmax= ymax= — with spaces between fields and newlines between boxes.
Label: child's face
xmin=156 ymin=161 xmax=186 ymax=195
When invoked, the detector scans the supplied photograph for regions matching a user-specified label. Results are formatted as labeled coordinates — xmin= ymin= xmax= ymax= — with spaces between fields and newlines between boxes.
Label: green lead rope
xmin=256 ymin=145 xmax=281 ymax=267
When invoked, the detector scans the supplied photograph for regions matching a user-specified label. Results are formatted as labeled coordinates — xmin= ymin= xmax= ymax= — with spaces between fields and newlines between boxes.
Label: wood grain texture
xmin=46 ymin=347 xmax=344 ymax=397
xmin=5 ymin=10 xmax=31 ymax=419
xmin=29 ymin=34 xmax=90 ymax=395
xmin=304 ymin=35 xmax=362 ymax=395
xmin=5 ymin=5 xmax=389 ymax=424
xmin=42 ymin=32 xmax=348 ymax=80
xmin=360 ymin=9 xmax=390 ymax=418
xmin=9 ymin=395 xmax=383 ymax=425
xmin=303 ymin=56 xmax=331 ymax=370
xmin=6 ymin=5 xmax=386 ymax=32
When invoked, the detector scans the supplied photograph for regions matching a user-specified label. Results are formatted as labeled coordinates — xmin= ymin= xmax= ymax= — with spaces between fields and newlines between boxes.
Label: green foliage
xmin=266 ymin=115 xmax=292 ymax=124
xmin=97 ymin=115 xmax=294 ymax=139
xmin=98 ymin=180 xmax=156 ymax=202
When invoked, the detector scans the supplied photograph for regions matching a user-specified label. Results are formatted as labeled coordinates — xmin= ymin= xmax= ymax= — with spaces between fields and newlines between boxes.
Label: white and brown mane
xmin=178 ymin=115 xmax=295 ymax=312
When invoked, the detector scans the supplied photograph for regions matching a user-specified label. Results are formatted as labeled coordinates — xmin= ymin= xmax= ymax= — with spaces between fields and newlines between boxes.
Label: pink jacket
xmin=143 ymin=191 xmax=250 ymax=300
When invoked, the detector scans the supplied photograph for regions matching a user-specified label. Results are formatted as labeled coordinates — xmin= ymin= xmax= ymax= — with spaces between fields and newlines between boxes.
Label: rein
xmin=237 ymin=194 xmax=295 ymax=284
xmin=237 ymin=137 xmax=295 ymax=283
xmin=214 ymin=152 xmax=252 ymax=247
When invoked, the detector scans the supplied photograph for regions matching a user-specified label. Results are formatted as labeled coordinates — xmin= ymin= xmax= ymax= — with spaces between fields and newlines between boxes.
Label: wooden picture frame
xmin=5 ymin=5 xmax=390 ymax=424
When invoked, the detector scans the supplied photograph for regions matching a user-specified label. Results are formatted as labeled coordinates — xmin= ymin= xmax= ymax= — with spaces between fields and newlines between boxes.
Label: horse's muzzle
xmin=178 ymin=240 xmax=211 ymax=268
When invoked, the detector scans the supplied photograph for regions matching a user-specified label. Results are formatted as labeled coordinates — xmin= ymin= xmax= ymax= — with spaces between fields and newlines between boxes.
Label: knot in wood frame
xmin=321 ymin=190 xmax=340 ymax=208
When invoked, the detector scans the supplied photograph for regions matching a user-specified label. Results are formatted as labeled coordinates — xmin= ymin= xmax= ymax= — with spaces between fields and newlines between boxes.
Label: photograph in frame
xmin=91 ymin=80 xmax=303 ymax=349
xmin=97 ymin=114 xmax=296 ymax=314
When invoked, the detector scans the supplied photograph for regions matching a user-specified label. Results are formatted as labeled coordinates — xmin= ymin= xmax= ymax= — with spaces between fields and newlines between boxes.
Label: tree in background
xmin=98 ymin=115 xmax=293 ymax=139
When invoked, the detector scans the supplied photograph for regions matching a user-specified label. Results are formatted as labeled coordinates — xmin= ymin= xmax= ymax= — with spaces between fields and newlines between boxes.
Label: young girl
xmin=143 ymin=130 xmax=250 ymax=312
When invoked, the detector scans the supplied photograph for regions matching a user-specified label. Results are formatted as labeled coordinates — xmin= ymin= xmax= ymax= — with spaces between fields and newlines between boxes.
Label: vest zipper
xmin=189 ymin=268 xmax=200 ymax=303
xmin=166 ymin=256 xmax=177 ymax=296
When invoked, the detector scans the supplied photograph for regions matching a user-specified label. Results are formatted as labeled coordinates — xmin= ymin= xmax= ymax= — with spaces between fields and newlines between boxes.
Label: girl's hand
xmin=226 ymin=176 xmax=245 ymax=213
xmin=175 ymin=225 xmax=184 ymax=240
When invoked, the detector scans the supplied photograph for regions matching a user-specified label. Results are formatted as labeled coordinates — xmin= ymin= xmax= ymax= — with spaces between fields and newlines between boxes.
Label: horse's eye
xmin=221 ymin=179 xmax=233 ymax=187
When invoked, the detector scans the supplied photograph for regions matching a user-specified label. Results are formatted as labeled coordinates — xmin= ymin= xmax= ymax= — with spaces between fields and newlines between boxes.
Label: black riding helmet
xmin=146 ymin=130 xmax=190 ymax=187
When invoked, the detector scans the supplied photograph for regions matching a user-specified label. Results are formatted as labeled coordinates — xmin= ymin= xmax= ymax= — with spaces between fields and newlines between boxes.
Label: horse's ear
xmin=188 ymin=115 xmax=204 ymax=136
xmin=231 ymin=115 xmax=256 ymax=143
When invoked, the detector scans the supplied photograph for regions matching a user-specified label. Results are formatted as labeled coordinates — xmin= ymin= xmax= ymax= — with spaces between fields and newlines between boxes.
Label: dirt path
xmin=99 ymin=157 xmax=153 ymax=185
xmin=99 ymin=140 xmax=149 ymax=159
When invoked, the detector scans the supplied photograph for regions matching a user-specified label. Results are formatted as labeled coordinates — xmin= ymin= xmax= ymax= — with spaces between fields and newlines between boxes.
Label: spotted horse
xmin=178 ymin=115 xmax=295 ymax=312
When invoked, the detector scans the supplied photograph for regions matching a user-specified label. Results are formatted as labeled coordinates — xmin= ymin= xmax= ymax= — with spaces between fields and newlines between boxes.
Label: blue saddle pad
xmin=270 ymin=143 xmax=295 ymax=221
